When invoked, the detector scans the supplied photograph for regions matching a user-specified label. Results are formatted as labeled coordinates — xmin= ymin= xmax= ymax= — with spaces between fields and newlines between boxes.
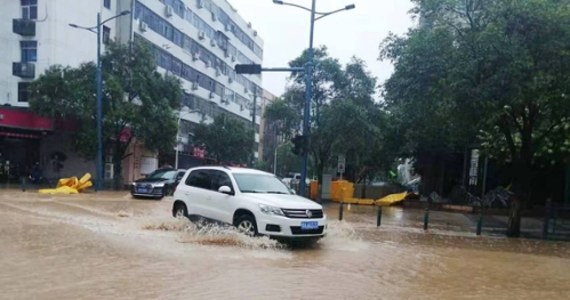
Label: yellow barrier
xmin=375 ymin=192 xmax=408 ymax=206
xmin=39 ymin=173 xmax=93 ymax=194
xmin=330 ymin=180 xmax=354 ymax=202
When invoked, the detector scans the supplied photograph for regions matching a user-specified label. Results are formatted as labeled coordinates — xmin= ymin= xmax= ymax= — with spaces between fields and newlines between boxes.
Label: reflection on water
xmin=1 ymin=190 xmax=569 ymax=300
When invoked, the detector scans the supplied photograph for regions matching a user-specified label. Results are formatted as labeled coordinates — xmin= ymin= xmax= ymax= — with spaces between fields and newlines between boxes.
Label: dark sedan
xmin=131 ymin=168 xmax=185 ymax=199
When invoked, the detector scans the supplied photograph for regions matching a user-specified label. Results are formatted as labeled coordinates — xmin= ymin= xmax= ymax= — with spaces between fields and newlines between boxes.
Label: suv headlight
xmin=258 ymin=204 xmax=284 ymax=216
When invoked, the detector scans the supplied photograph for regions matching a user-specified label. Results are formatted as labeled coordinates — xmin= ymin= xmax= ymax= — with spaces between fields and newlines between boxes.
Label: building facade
xmin=0 ymin=0 xmax=263 ymax=184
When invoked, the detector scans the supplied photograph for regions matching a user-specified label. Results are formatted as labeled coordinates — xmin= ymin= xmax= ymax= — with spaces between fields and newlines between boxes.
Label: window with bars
xmin=103 ymin=26 xmax=111 ymax=44
xmin=21 ymin=0 xmax=37 ymax=20
xmin=18 ymin=82 xmax=31 ymax=102
xmin=20 ymin=41 xmax=37 ymax=62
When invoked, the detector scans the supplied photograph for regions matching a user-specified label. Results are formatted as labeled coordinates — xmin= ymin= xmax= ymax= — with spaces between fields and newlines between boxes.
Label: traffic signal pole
xmin=235 ymin=64 xmax=304 ymax=169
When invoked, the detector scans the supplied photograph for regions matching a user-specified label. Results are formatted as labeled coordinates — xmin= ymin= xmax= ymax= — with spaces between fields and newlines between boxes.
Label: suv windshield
xmin=233 ymin=174 xmax=292 ymax=194
xmin=147 ymin=169 xmax=176 ymax=180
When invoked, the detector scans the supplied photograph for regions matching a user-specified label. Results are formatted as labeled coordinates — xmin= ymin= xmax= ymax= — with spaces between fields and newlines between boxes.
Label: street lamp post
xmin=273 ymin=142 xmax=289 ymax=175
xmin=69 ymin=10 xmax=130 ymax=191
xmin=175 ymin=106 xmax=200 ymax=169
xmin=272 ymin=0 xmax=355 ymax=196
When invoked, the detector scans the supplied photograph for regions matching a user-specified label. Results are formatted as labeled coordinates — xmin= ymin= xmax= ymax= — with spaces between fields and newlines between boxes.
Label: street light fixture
xmin=272 ymin=0 xmax=355 ymax=197
xmin=69 ymin=10 xmax=130 ymax=191
xmin=175 ymin=106 xmax=201 ymax=169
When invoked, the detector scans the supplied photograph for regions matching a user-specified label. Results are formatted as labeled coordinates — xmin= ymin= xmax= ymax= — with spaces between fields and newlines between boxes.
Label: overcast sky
xmin=227 ymin=0 xmax=416 ymax=97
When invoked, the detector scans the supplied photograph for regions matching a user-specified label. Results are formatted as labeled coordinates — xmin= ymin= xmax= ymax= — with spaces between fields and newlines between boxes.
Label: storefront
xmin=0 ymin=107 xmax=53 ymax=182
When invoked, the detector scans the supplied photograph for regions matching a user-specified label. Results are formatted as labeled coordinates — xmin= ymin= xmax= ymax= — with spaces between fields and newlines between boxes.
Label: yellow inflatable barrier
xmin=375 ymin=192 xmax=408 ymax=206
xmin=38 ymin=173 xmax=93 ymax=194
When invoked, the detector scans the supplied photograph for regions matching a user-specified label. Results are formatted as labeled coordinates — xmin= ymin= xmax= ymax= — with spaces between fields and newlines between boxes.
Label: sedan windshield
xmin=147 ymin=170 xmax=176 ymax=180
xmin=233 ymin=174 xmax=293 ymax=194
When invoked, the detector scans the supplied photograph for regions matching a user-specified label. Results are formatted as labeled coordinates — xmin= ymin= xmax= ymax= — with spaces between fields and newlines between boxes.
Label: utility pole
xmin=69 ymin=10 xmax=131 ymax=191
xmin=251 ymin=88 xmax=258 ymax=167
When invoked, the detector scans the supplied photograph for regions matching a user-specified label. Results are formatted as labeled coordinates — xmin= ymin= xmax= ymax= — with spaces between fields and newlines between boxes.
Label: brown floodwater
xmin=0 ymin=189 xmax=569 ymax=299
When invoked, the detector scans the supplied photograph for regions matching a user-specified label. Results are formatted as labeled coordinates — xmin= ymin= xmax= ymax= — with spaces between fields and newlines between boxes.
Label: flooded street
xmin=1 ymin=190 xmax=569 ymax=299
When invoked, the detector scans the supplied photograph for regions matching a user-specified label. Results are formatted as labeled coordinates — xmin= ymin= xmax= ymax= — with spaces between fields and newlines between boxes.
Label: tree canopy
xmin=193 ymin=114 xmax=254 ymax=164
xmin=264 ymin=48 xmax=390 ymax=182
xmin=380 ymin=0 xmax=570 ymax=236
xmin=29 ymin=39 xmax=182 ymax=187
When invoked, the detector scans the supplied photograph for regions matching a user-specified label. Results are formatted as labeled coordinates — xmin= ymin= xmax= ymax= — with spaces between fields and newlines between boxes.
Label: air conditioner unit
xmin=253 ymin=30 xmax=258 ymax=37
xmin=12 ymin=62 xmax=35 ymax=78
xmin=228 ymin=77 xmax=233 ymax=84
xmin=224 ymin=51 xmax=229 ymax=58
xmin=209 ymin=92 xmax=215 ymax=99
xmin=198 ymin=31 xmax=205 ymax=40
xmin=191 ymin=53 xmax=198 ymax=61
xmin=220 ymin=95 xmax=226 ymax=103
xmin=215 ymin=69 xmax=221 ymax=77
xmin=197 ymin=0 xmax=203 ymax=9
xmin=139 ymin=21 xmax=147 ymax=32
xmin=231 ymin=55 xmax=235 ymax=62
xmin=165 ymin=5 xmax=173 ymax=17
xmin=104 ymin=163 xmax=114 ymax=180
xmin=240 ymin=105 xmax=244 ymax=111
xmin=191 ymin=82 xmax=199 ymax=90
xmin=204 ymin=61 xmax=210 ymax=68
xmin=211 ymin=12 xmax=217 ymax=22
xmin=244 ymin=87 xmax=248 ymax=94
xmin=210 ymin=39 xmax=216 ymax=47
xmin=247 ymin=22 xmax=252 ymax=28
xmin=224 ymin=23 xmax=230 ymax=32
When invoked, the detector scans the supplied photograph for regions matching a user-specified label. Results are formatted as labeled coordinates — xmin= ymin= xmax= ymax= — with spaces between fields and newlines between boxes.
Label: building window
xmin=103 ymin=26 xmax=111 ymax=44
xmin=20 ymin=41 xmax=37 ymax=62
xmin=21 ymin=0 xmax=38 ymax=20
xmin=104 ymin=0 xmax=111 ymax=9
xmin=18 ymin=82 xmax=31 ymax=102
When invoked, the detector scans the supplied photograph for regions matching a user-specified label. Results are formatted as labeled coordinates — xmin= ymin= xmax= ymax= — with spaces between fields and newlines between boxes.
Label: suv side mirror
xmin=218 ymin=185 xmax=233 ymax=195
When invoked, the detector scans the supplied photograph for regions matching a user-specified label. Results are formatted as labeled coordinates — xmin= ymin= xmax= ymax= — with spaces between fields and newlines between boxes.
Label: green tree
xmin=288 ymin=46 xmax=344 ymax=127
xmin=284 ymin=49 xmax=387 ymax=185
xmin=193 ymin=114 xmax=254 ymax=164
xmin=380 ymin=0 xmax=570 ymax=236
xmin=263 ymin=97 xmax=300 ymax=140
xmin=29 ymin=39 xmax=182 ymax=189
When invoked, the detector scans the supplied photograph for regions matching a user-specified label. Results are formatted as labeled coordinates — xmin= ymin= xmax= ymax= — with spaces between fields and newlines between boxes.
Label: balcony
xmin=13 ymin=19 xmax=36 ymax=36
xmin=12 ymin=62 xmax=35 ymax=79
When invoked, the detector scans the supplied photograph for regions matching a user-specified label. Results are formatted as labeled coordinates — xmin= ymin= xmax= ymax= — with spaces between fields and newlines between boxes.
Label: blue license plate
xmin=137 ymin=188 xmax=148 ymax=193
xmin=301 ymin=221 xmax=319 ymax=230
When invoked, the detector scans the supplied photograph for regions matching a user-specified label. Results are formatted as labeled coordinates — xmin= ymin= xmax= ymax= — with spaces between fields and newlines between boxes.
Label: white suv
xmin=172 ymin=166 xmax=327 ymax=240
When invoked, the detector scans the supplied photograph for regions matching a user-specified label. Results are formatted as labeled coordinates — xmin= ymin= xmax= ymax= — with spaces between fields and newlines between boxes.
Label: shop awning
xmin=0 ymin=107 xmax=54 ymax=131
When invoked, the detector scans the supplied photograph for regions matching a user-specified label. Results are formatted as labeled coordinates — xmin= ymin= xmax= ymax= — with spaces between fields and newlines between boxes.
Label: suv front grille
xmin=282 ymin=209 xmax=323 ymax=219
xmin=290 ymin=226 xmax=325 ymax=235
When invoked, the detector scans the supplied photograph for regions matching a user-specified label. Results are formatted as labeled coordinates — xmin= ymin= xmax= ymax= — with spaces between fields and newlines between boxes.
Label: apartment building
xmin=0 ymin=0 xmax=263 ymax=183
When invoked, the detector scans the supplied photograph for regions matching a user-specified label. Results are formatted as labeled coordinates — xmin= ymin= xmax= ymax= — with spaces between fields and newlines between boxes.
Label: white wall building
xmin=0 ymin=0 xmax=263 ymax=182
xmin=133 ymin=0 xmax=264 ymax=167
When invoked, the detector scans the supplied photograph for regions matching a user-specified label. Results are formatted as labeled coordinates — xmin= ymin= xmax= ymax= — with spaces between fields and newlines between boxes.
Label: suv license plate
xmin=301 ymin=221 xmax=319 ymax=230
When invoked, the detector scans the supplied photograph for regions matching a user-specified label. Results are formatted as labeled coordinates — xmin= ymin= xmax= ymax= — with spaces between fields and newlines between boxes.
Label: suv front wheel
xmin=235 ymin=214 xmax=258 ymax=236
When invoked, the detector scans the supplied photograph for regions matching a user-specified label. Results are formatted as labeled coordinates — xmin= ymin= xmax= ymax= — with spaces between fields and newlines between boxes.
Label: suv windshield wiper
xmin=266 ymin=191 xmax=289 ymax=194
xmin=240 ymin=190 xmax=263 ymax=193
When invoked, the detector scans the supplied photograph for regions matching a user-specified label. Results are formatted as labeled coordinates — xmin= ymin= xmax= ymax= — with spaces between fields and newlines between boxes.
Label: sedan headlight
xmin=258 ymin=204 xmax=284 ymax=216
xmin=152 ymin=183 xmax=165 ymax=188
